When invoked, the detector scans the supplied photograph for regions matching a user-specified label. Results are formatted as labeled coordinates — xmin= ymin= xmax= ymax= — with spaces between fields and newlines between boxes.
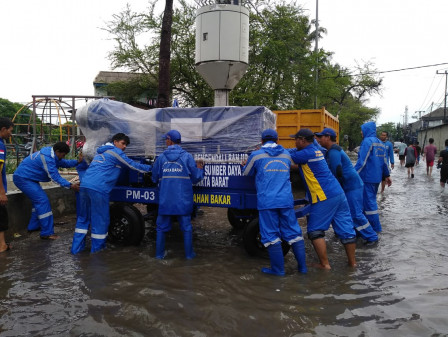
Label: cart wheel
xmin=109 ymin=203 xmax=145 ymax=245
xmin=243 ymin=217 xmax=290 ymax=259
xmin=227 ymin=208 xmax=257 ymax=229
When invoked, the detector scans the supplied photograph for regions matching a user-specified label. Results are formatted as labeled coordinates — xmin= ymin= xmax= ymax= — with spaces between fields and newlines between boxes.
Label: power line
xmin=418 ymin=74 xmax=442 ymax=112
xmin=323 ymin=62 xmax=448 ymax=79
xmin=358 ymin=62 xmax=448 ymax=76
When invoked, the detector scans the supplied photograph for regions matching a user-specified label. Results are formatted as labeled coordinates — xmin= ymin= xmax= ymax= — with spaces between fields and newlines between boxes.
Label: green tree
xmin=338 ymin=99 xmax=380 ymax=150
xmin=0 ymin=98 xmax=34 ymax=142
xmin=231 ymin=2 xmax=316 ymax=109
xmin=106 ymin=75 xmax=158 ymax=107
xmin=378 ymin=122 xmax=401 ymax=142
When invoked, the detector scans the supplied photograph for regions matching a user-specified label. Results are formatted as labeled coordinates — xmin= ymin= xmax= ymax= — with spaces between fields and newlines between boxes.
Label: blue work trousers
xmin=13 ymin=175 xmax=54 ymax=237
xmin=156 ymin=214 xmax=192 ymax=233
xmin=71 ymin=187 xmax=109 ymax=254
xmin=362 ymin=182 xmax=382 ymax=232
xmin=258 ymin=208 xmax=304 ymax=247
xmin=345 ymin=187 xmax=378 ymax=242
xmin=307 ymin=193 xmax=357 ymax=242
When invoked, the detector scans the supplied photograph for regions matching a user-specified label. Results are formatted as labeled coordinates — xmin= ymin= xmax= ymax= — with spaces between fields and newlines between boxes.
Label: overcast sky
xmin=1 ymin=0 xmax=447 ymax=125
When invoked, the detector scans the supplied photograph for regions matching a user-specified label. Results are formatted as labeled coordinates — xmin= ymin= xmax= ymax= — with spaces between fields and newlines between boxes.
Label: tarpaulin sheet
xmin=76 ymin=99 xmax=276 ymax=162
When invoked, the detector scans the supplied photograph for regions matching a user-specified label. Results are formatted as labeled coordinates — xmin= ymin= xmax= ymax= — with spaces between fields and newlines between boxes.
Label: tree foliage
xmin=377 ymin=122 xmax=402 ymax=142
xmin=106 ymin=75 xmax=158 ymax=107
xmin=104 ymin=0 xmax=383 ymax=146
xmin=0 ymin=98 xmax=33 ymax=141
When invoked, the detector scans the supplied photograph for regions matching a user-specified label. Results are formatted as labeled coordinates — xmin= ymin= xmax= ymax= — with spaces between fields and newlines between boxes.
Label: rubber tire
xmin=243 ymin=217 xmax=290 ymax=259
xmin=109 ymin=203 xmax=145 ymax=246
xmin=227 ymin=208 xmax=257 ymax=229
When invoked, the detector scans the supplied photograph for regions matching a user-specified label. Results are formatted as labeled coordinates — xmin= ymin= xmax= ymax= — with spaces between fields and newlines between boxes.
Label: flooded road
xmin=1 ymin=159 xmax=448 ymax=336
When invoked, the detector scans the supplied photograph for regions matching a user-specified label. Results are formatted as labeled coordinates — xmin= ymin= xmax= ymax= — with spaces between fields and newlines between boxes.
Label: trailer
xmin=76 ymin=99 xmax=310 ymax=258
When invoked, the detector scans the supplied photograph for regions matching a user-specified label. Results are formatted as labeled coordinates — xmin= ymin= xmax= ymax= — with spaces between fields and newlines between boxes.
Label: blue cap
xmin=261 ymin=128 xmax=278 ymax=141
xmin=164 ymin=129 xmax=181 ymax=143
xmin=290 ymin=128 xmax=315 ymax=139
xmin=315 ymin=128 xmax=337 ymax=137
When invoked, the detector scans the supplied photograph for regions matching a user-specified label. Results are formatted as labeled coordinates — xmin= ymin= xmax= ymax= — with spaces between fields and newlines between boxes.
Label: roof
xmin=93 ymin=71 xmax=143 ymax=85
xmin=421 ymin=108 xmax=448 ymax=121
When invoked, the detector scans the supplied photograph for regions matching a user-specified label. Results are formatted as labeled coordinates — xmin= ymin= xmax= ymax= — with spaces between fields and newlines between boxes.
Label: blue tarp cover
xmin=76 ymin=99 xmax=276 ymax=162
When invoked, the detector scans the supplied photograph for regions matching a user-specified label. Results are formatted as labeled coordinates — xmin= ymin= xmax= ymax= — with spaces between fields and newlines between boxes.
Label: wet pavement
xmin=1 ymin=159 xmax=448 ymax=336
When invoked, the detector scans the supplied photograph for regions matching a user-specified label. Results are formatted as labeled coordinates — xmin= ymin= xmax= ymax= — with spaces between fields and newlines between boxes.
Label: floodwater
xmin=1 ymin=160 xmax=448 ymax=337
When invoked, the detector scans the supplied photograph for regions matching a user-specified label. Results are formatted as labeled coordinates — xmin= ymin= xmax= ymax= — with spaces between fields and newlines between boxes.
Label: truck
xmin=274 ymin=107 xmax=340 ymax=148
xmin=76 ymin=100 xmax=338 ymax=258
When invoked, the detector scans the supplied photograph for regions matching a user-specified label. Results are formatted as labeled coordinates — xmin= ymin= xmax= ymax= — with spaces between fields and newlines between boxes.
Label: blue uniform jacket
xmin=82 ymin=143 xmax=151 ymax=194
xmin=290 ymin=142 xmax=344 ymax=203
xmin=326 ymin=144 xmax=363 ymax=192
xmin=0 ymin=138 xmax=7 ymax=192
xmin=354 ymin=122 xmax=390 ymax=183
xmin=152 ymin=145 xmax=204 ymax=215
xmin=76 ymin=159 xmax=89 ymax=182
xmin=383 ymin=140 xmax=395 ymax=165
xmin=243 ymin=142 xmax=294 ymax=210
xmin=13 ymin=146 xmax=78 ymax=189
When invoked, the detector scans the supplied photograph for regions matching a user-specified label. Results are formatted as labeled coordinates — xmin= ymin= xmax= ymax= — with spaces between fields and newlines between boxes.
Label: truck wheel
xmin=227 ymin=208 xmax=257 ymax=229
xmin=109 ymin=203 xmax=145 ymax=246
xmin=243 ymin=217 xmax=290 ymax=258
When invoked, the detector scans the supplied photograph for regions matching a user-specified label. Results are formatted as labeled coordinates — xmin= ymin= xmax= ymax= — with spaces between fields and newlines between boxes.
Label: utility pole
xmin=415 ymin=110 xmax=424 ymax=120
xmin=436 ymin=70 xmax=448 ymax=123
xmin=313 ymin=0 xmax=319 ymax=109
xmin=404 ymin=106 xmax=408 ymax=126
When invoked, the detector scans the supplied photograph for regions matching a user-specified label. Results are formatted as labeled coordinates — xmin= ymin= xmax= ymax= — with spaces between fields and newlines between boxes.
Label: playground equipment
xmin=9 ymin=96 xmax=110 ymax=164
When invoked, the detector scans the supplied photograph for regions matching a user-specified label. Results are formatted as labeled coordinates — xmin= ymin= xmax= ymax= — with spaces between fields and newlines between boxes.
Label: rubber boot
xmin=183 ymin=231 xmax=196 ymax=259
xmin=70 ymin=234 xmax=86 ymax=255
xmin=262 ymin=242 xmax=285 ymax=276
xmin=291 ymin=240 xmax=307 ymax=274
xmin=155 ymin=232 xmax=166 ymax=259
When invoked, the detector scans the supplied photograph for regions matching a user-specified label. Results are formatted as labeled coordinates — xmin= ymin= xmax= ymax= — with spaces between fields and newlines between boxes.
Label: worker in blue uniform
xmin=0 ymin=117 xmax=14 ymax=253
xmin=290 ymin=128 xmax=357 ymax=269
xmin=243 ymin=129 xmax=307 ymax=276
xmin=379 ymin=131 xmax=395 ymax=193
xmin=71 ymin=133 xmax=151 ymax=254
xmin=315 ymin=128 xmax=378 ymax=244
xmin=75 ymin=154 xmax=89 ymax=219
xmin=151 ymin=130 xmax=204 ymax=259
xmin=354 ymin=122 xmax=392 ymax=233
xmin=13 ymin=142 xmax=81 ymax=240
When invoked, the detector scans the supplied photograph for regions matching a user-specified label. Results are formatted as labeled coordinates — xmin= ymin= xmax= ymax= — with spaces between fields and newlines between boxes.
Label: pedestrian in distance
xmin=0 ymin=117 xmax=14 ymax=253
xmin=437 ymin=139 xmax=448 ymax=188
xmin=354 ymin=122 xmax=391 ymax=233
xmin=290 ymin=128 xmax=357 ymax=270
xmin=404 ymin=143 xmax=418 ymax=178
xmin=242 ymin=129 xmax=307 ymax=276
xmin=71 ymin=133 xmax=151 ymax=254
xmin=151 ymin=130 xmax=204 ymax=260
xmin=423 ymin=138 xmax=437 ymax=176
xmin=13 ymin=141 xmax=81 ymax=240
xmin=414 ymin=141 xmax=422 ymax=166
xmin=315 ymin=128 xmax=378 ymax=245
xmin=379 ymin=131 xmax=395 ymax=193
xmin=397 ymin=138 xmax=407 ymax=167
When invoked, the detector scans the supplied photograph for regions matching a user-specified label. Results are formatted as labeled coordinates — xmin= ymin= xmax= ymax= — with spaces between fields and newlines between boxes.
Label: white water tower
xmin=195 ymin=1 xmax=249 ymax=106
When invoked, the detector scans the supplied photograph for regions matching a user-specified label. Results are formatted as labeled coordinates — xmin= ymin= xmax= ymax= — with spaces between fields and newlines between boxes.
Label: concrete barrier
xmin=4 ymin=178 xmax=77 ymax=241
